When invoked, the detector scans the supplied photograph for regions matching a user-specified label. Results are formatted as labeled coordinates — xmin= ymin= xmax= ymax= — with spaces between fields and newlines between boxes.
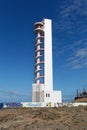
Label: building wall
xmin=44 ymin=19 xmax=53 ymax=91
xmin=32 ymin=84 xmax=45 ymax=102
xmin=52 ymin=91 xmax=62 ymax=103
xmin=44 ymin=90 xmax=62 ymax=103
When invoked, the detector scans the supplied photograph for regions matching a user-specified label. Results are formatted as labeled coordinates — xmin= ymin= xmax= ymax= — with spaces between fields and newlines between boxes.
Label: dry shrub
xmin=84 ymin=107 xmax=87 ymax=111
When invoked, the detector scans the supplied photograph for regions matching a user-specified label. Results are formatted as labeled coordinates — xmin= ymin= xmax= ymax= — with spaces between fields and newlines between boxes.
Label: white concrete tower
xmin=32 ymin=18 xmax=62 ymax=105
xmin=44 ymin=19 xmax=53 ymax=91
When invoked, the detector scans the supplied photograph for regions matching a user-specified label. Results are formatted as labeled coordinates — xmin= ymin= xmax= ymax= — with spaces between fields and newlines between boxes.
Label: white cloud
xmin=72 ymin=64 xmax=82 ymax=69
xmin=54 ymin=0 xmax=87 ymax=34
xmin=53 ymin=0 xmax=87 ymax=70
xmin=76 ymin=48 xmax=87 ymax=58
xmin=0 ymin=90 xmax=31 ymax=102
xmin=82 ymin=80 xmax=87 ymax=83
xmin=67 ymin=43 xmax=87 ymax=69
xmin=53 ymin=38 xmax=87 ymax=69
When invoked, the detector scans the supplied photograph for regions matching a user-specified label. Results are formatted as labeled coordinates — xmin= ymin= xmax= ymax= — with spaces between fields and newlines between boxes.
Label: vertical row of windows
xmin=46 ymin=93 xmax=50 ymax=97
xmin=34 ymin=27 xmax=44 ymax=84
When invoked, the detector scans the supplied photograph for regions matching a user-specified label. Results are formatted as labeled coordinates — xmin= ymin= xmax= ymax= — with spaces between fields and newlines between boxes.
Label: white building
xmin=32 ymin=18 xmax=62 ymax=106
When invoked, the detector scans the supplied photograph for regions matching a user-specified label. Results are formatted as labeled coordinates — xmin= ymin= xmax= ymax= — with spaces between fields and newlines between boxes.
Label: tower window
xmin=46 ymin=93 xmax=50 ymax=97
xmin=48 ymin=93 xmax=50 ymax=97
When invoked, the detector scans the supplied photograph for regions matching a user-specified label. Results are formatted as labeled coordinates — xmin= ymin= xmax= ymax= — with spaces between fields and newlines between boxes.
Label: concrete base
xmin=32 ymin=83 xmax=45 ymax=102
xmin=32 ymin=83 xmax=62 ymax=105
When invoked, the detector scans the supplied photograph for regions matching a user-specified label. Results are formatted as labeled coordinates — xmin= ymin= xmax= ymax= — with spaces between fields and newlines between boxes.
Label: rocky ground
xmin=0 ymin=106 xmax=87 ymax=130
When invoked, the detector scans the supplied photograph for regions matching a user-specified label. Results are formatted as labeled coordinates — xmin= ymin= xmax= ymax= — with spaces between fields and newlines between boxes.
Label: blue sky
xmin=0 ymin=0 xmax=87 ymax=102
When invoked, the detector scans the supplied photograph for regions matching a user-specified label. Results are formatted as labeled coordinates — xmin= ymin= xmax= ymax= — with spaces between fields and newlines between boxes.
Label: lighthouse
xmin=32 ymin=18 xmax=62 ymax=106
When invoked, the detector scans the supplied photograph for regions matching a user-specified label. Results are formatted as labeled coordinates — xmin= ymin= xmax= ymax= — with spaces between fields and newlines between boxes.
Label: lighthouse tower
xmin=32 ymin=18 xmax=62 ymax=105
